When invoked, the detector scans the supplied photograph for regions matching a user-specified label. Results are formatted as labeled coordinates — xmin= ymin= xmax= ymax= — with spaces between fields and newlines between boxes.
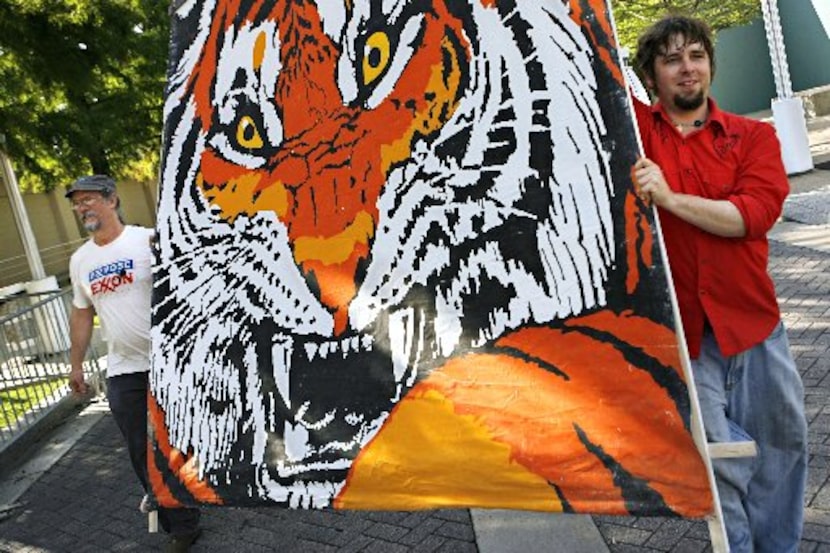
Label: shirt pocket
xmin=701 ymin=169 xmax=738 ymax=200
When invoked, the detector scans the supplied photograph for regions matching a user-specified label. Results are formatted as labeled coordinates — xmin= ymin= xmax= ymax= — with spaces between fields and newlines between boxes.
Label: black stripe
xmin=548 ymin=481 xmax=575 ymax=513
xmin=574 ymin=423 xmax=677 ymax=517
xmin=150 ymin=438 xmax=206 ymax=507
xmin=486 ymin=345 xmax=570 ymax=381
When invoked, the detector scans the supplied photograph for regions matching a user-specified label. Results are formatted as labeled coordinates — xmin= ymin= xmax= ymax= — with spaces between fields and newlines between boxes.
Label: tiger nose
xmin=294 ymin=211 xmax=375 ymax=335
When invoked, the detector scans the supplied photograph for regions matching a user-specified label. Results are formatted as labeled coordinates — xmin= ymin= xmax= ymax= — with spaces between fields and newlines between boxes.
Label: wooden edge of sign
xmin=707 ymin=516 xmax=730 ymax=553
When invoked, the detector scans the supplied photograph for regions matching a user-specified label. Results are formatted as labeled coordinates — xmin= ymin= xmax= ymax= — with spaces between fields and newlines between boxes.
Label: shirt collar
xmin=650 ymin=97 xmax=727 ymax=135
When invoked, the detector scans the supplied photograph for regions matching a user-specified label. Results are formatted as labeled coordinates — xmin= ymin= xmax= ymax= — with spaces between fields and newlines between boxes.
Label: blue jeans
xmin=107 ymin=372 xmax=201 ymax=536
xmin=692 ymin=321 xmax=807 ymax=553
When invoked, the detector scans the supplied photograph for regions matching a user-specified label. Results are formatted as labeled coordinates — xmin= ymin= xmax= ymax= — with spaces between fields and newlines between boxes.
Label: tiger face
xmin=153 ymin=0 xmax=615 ymax=506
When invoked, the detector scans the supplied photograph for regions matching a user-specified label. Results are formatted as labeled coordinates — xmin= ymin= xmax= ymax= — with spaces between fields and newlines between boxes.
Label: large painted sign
xmin=150 ymin=0 xmax=713 ymax=516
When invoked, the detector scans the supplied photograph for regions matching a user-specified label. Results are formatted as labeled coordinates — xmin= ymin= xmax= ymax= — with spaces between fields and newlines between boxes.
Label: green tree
xmin=0 ymin=0 xmax=169 ymax=192
xmin=612 ymin=0 xmax=762 ymax=53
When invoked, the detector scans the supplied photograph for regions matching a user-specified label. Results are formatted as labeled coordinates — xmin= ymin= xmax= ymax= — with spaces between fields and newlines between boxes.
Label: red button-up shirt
xmin=633 ymin=97 xmax=789 ymax=358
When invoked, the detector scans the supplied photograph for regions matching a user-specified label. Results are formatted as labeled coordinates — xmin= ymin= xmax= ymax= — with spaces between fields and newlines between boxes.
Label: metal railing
xmin=0 ymin=287 xmax=104 ymax=451
xmin=0 ymin=239 xmax=85 ymax=289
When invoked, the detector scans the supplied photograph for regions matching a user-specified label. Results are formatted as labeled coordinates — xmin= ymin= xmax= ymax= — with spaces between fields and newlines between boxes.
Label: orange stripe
xmin=148 ymin=393 xmax=224 ymax=505
xmin=570 ymin=0 xmax=625 ymax=88
xmin=341 ymin=319 xmax=711 ymax=516
xmin=563 ymin=310 xmax=683 ymax=378
xmin=421 ymin=352 xmax=629 ymax=513
xmin=624 ymin=190 xmax=655 ymax=295
xmin=147 ymin=393 xmax=184 ymax=508
xmin=493 ymin=324 xmax=711 ymax=515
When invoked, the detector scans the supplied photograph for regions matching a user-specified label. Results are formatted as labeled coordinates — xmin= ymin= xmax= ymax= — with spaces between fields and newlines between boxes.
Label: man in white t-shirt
xmin=67 ymin=175 xmax=201 ymax=553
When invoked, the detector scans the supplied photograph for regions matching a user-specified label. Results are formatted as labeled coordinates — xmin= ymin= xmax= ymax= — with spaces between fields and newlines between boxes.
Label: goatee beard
xmin=674 ymin=90 xmax=705 ymax=111
xmin=83 ymin=219 xmax=101 ymax=232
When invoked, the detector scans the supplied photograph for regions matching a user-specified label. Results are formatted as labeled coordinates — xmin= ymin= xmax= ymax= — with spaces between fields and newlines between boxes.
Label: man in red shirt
xmin=630 ymin=15 xmax=807 ymax=553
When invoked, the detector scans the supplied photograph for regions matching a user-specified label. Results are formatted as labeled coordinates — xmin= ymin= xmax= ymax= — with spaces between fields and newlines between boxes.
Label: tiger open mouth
xmin=254 ymin=306 xmax=426 ymax=500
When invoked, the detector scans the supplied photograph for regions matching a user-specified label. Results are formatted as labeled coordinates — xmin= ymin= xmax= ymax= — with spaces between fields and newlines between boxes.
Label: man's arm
xmin=632 ymin=157 xmax=746 ymax=238
xmin=69 ymin=306 xmax=95 ymax=395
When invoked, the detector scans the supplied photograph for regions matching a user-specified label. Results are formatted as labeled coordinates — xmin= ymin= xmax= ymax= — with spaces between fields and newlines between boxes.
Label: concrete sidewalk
xmin=0 ymin=135 xmax=827 ymax=553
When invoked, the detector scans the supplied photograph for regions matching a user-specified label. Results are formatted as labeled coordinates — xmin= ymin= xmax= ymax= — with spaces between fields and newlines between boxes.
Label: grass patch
xmin=0 ymin=377 xmax=68 ymax=430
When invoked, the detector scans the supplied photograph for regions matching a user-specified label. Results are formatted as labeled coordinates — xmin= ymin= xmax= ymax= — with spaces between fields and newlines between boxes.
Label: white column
xmin=811 ymin=0 xmax=830 ymax=40
xmin=760 ymin=0 xmax=813 ymax=175
xmin=0 ymin=137 xmax=47 ymax=280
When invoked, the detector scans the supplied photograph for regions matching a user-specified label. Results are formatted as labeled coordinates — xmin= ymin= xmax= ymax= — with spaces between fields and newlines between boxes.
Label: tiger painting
xmin=150 ymin=0 xmax=714 ymax=516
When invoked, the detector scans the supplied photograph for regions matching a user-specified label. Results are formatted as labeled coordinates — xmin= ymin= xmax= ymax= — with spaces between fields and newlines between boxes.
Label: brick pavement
xmin=0 ymin=415 xmax=478 ymax=552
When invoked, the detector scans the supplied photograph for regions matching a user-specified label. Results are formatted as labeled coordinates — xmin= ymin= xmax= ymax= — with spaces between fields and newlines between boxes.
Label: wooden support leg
xmin=708 ymin=441 xmax=758 ymax=459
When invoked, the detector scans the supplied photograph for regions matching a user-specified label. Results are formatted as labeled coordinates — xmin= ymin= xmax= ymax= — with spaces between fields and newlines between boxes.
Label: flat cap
xmin=64 ymin=174 xmax=116 ymax=198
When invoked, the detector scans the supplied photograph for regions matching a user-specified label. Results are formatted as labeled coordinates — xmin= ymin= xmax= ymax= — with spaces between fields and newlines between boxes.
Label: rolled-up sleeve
xmin=727 ymin=123 xmax=790 ymax=239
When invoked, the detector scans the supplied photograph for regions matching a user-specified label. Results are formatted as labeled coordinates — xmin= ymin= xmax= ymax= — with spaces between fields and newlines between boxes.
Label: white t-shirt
xmin=70 ymin=225 xmax=154 ymax=377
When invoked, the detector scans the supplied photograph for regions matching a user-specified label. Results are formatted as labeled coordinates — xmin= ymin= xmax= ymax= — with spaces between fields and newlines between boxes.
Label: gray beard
xmin=83 ymin=219 xmax=101 ymax=233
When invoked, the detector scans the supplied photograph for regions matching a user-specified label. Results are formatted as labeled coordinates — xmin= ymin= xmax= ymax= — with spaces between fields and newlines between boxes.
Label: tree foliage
xmin=611 ymin=0 xmax=761 ymax=53
xmin=0 ymin=0 xmax=169 ymax=192
xmin=611 ymin=0 xmax=762 ymax=53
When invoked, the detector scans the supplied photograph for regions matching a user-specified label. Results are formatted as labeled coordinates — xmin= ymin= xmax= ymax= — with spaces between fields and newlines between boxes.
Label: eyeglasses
xmin=70 ymin=196 xmax=101 ymax=209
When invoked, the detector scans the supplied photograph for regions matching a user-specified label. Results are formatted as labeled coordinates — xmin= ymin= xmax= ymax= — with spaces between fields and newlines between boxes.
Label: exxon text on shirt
xmin=88 ymin=258 xmax=135 ymax=296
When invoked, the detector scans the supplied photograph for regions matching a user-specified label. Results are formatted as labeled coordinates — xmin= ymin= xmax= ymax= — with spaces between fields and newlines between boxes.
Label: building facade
xmin=711 ymin=0 xmax=830 ymax=115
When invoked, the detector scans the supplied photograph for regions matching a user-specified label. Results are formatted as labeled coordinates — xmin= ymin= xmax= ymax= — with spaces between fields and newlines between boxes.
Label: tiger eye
xmin=236 ymin=115 xmax=264 ymax=149
xmin=362 ymin=31 xmax=391 ymax=85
